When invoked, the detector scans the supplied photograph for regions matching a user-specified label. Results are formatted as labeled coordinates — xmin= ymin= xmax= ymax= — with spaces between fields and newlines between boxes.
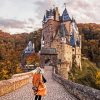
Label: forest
xmin=78 ymin=23 xmax=100 ymax=67
xmin=0 ymin=29 xmax=41 ymax=80
xmin=0 ymin=23 xmax=100 ymax=89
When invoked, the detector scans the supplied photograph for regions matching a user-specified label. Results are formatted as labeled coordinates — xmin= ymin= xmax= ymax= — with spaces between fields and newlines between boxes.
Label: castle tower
xmin=41 ymin=6 xmax=81 ymax=79
xmin=42 ymin=7 xmax=60 ymax=48
xmin=71 ymin=17 xmax=81 ymax=68
xmin=62 ymin=8 xmax=71 ymax=34
xmin=54 ymin=7 xmax=60 ymax=21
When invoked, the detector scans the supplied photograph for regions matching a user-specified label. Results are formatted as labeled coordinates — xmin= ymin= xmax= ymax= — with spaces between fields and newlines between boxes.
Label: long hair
xmin=35 ymin=67 xmax=44 ymax=74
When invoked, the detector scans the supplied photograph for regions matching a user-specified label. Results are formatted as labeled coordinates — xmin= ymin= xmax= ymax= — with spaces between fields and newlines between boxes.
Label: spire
xmin=43 ymin=15 xmax=46 ymax=23
xmin=62 ymin=7 xmax=71 ymax=22
xmin=46 ymin=10 xmax=49 ymax=18
xmin=50 ymin=9 xmax=54 ymax=16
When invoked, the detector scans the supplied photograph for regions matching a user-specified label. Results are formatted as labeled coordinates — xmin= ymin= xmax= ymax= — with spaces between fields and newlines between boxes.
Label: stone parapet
xmin=52 ymin=68 xmax=100 ymax=100
xmin=0 ymin=75 xmax=29 ymax=96
xmin=12 ymin=72 xmax=33 ymax=78
xmin=0 ymin=70 xmax=35 ymax=96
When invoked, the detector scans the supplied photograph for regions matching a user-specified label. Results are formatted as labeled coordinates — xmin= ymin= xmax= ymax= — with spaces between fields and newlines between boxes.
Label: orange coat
xmin=32 ymin=73 xmax=47 ymax=96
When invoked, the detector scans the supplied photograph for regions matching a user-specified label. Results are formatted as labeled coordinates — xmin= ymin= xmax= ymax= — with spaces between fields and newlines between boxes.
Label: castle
xmin=41 ymin=7 xmax=81 ymax=79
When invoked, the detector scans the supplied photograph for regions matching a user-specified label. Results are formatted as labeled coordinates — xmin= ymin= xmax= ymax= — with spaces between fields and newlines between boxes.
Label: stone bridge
xmin=0 ymin=66 xmax=100 ymax=100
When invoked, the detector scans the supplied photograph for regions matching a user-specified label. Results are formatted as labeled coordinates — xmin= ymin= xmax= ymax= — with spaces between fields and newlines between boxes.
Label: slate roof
xmin=59 ymin=24 xmax=68 ymax=37
xmin=43 ymin=15 xmax=46 ymax=22
xmin=70 ymin=29 xmax=75 ymax=47
xmin=62 ymin=8 xmax=71 ymax=22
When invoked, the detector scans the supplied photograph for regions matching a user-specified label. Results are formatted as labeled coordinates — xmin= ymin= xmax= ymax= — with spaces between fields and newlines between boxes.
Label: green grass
xmin=68 ymin=57 xmax=100 ymax=90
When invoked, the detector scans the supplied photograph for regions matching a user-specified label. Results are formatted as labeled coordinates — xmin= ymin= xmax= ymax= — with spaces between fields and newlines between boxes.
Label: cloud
xmin=0 ymin=18 xmax=26 ymax=28
xmin=0 ymin=0 xmax=100 ymax=34
xmin=34 ymin=0 xmax=50 ymax=19
xmin=28 ymin=18 xmax=35 ymax=24
xmin=0 ymin=17 xmax=35 ymax=34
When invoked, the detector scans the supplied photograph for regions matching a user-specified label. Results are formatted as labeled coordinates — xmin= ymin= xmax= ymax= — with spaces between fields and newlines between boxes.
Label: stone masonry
xmin=41 ymin=6 xmax=81 ymax=79
xmin=53 ymin=67 xmax=100 ymax=100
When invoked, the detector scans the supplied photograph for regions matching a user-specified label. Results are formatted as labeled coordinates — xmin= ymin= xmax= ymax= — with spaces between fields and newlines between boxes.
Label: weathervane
xmin=64 ymin=0 xmax=71 ymax=8
xmin=64 ymin=3 xmax=67 ymax=8
xmin=53 ymin=5 xmax=55 ymax=8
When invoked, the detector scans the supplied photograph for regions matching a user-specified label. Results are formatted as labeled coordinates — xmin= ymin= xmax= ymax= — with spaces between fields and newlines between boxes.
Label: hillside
xmin=78 ymin=23 xmax=100 ymax=68
xmin=0 ymin=29 xmax=41 ymax=80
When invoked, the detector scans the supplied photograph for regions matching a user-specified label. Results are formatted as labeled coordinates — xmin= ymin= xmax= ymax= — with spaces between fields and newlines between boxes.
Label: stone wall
xmin=52 ymin=68 xmax=100 ymax=100
xmin=75 ymin=46 xmax=81 ymax=68
xmin=42 ymin=19 xmax=60 ymax=47
xmin=0 ymin=71 xmax=34 ymax=96
xmin=51 ymin=39 xmax=72 ymax=79
xmin=12 ymin=71 xmax=32 ymax=78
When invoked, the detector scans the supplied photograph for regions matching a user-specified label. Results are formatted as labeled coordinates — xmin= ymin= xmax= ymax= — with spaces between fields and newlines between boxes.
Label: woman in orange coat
xmin=32 ymin=67 xmax=47 ymax=100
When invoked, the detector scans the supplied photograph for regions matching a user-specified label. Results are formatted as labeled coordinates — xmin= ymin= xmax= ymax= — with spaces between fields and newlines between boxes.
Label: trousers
xmin=35 ymin=95 xmax=41 ymax=100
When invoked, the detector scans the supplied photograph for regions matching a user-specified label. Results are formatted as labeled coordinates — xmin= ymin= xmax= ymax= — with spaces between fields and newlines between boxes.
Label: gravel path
xmin=0 ymin=66 xmax=77 ymax=100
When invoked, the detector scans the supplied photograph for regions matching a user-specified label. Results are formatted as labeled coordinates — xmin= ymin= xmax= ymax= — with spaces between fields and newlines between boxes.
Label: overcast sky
xmin=0 ymin=0 xmax=100 ymax=34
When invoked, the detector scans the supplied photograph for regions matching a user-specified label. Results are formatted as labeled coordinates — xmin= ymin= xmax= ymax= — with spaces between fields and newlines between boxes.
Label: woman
xmin=32 ymin=66 xmax=47 ymax=100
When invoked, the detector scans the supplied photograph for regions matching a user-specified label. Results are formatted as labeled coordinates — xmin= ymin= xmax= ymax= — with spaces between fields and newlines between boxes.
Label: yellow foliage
xmin=2 ymin=69 xmax=8 ymax=75
xmin=26 ymin=53 xmax=40 ymax=65
xmin=96 ymin=71 xmax=100 ymax=89
xmin=16 ymin=67 xmax=23 ymax=73
xmin=96 ymin=71 xmax=100 ymax=79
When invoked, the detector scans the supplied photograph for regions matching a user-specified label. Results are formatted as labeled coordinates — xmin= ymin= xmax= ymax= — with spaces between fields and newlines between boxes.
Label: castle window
xmin=78 ymin=56 xmax=79 ymax=58
xmin=58 ymin=59 xmax=61 ymax=64
xmin=72 ymin=49 xmax=74 ymax=51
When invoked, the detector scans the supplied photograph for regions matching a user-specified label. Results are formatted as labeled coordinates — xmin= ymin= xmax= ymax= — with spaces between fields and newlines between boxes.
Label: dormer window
xmin=63 ymin=16 xmax=67 ymax=20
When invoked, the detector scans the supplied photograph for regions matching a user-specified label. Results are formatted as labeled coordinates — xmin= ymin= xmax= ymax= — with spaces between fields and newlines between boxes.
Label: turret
xmin=71 ymin=17 xmax=78 ymax=33
xmin=71 ymin=17 xmax=81 ymax=47
xmin=24 ymin=41 xmax=34 ymax=54
xmin=62 ymin=8 xmax=71 ymax=22
xmin=53 ymin=7 xmax=60 ymax=21
xmin=49 ymin=9 xmax=54 ymax=19
xmin=42 ymin=15 xmax=46 ymax=23
xmin=42 ymin=7 xmax=60 ymax=25
xmin=43 ymin=9 xmax=54 ymax=22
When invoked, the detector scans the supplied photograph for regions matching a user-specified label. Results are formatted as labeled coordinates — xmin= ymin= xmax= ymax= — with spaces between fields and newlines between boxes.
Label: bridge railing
xmin=52 ymin=67 xmax=100 ymax=100
xmin=0 ymin=70 xmax=35 ymax=96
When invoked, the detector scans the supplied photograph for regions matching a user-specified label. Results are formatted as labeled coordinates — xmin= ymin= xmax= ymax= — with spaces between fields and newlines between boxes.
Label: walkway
xmin=0 ymin=66 xmax=77 ymax=100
